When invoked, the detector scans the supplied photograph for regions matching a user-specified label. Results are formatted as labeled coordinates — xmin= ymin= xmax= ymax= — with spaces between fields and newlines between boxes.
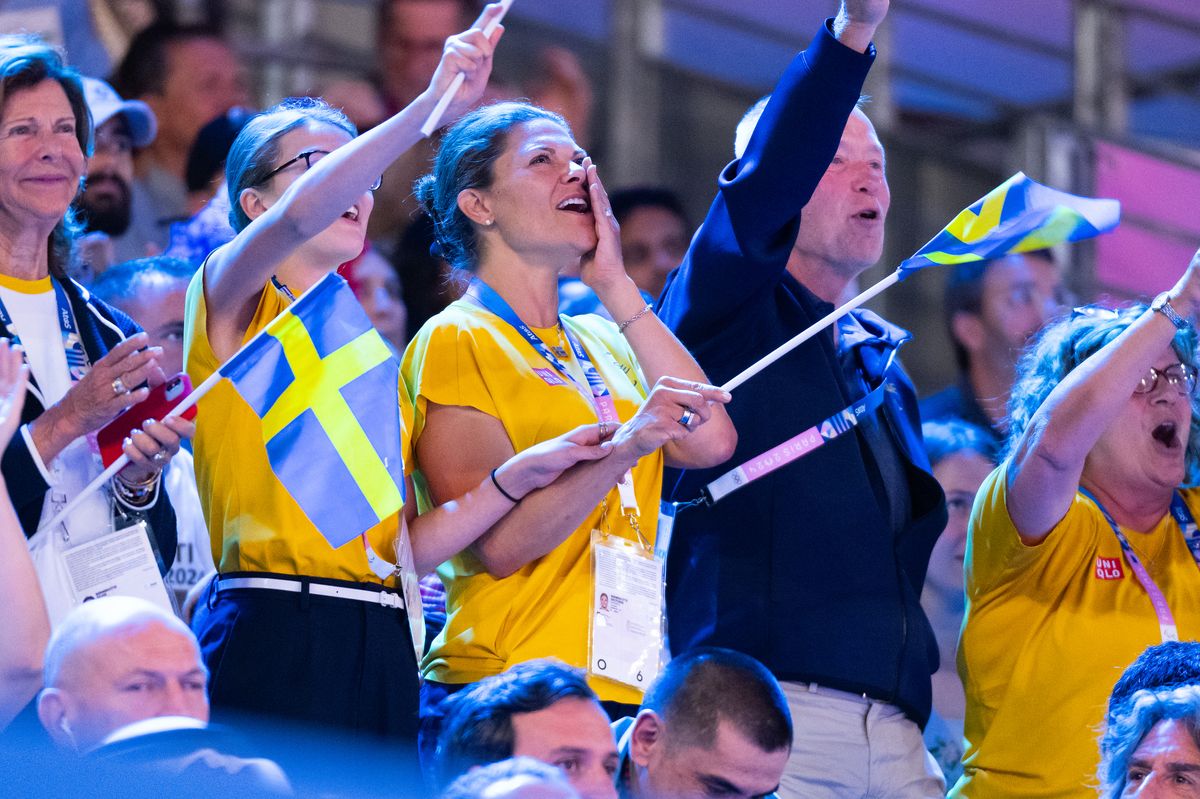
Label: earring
xmin=483 ymin=219 xmax=494 ymax=226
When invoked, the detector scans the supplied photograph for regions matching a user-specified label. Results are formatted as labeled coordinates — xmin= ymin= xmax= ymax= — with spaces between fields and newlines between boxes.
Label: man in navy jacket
xmin=657 ymin=1 xmax=948 ymax=794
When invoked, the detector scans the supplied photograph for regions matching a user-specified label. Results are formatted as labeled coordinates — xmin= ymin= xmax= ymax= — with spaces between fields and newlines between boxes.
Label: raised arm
xmin=658 ymin=1 xmax=882 ymax=336
xmin=202 ymin=4 xmax=505 ymax=355
xmin=0 ymin=342 xmax=49 ymax=729
xmin=1007 ymin=251 xmax=1200 ymax=543
xmin=580 ymin=158 xmax=736 ymax=468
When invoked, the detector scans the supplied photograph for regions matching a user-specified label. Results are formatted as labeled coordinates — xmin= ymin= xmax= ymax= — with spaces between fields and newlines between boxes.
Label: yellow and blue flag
xmin=897 ymin=172 xmax=1120 ymax=280
xmin=219 ymin=273 xmax=405 ymax=548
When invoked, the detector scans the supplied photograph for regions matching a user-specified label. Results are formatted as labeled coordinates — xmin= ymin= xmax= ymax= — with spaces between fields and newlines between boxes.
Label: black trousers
xmin=194 ymin=573 xmax=421 ymax=744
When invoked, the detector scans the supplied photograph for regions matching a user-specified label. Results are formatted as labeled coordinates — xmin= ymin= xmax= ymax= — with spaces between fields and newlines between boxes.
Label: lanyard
xmin=689 ymin=340 xmax=903 ymax=507
xmin=1078 ymin=486 xmax=1200 ymax=643
xmin=0 ymin=277 xmax=90 ymax=381
xmin=465 ymin=279 xmax=620 ymax=429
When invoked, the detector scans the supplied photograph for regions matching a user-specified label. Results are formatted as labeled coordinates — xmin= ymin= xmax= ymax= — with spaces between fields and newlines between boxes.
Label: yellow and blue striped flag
xmin=897 ymin=172 xmax=1120 ymax=280
xmin=219 ymin=273 xmax=404 ymax=548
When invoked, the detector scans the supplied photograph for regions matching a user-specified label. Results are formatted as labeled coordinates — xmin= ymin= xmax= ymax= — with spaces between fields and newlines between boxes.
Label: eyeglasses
xmin=1135 ymin=363 xmax=1198 ymax=396
xmin=259 ymin=149 xmax=382 ymax=192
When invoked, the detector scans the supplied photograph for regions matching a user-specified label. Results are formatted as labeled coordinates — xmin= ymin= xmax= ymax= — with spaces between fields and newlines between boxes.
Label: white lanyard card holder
xmin=588 ymin=474 xmax=664 ymax=692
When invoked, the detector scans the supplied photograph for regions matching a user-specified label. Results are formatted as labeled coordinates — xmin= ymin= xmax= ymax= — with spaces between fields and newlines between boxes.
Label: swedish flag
xmin=220 ymin=274 xmax=405 ymax=548
xmin=897 ymin=172 xmax=1120 ymax=280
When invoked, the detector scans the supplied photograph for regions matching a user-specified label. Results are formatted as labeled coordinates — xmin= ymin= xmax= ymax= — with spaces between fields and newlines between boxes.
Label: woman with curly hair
xmin=953 ymin=252 xmax=1200 ymax=797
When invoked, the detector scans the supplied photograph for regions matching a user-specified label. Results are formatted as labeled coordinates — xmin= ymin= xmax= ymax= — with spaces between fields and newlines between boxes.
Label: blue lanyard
xmin=0 ymin=277 xmax=90 ymax=381
xmin=465 ymin=279 xmax=620 ymax=428
xmin=1078 ymin=487 xmax=1200 ymax=643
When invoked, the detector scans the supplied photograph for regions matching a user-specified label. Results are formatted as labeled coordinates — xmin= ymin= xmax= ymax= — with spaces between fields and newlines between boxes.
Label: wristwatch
xmin=1152 ymin=291 xmax=1191 ymax=330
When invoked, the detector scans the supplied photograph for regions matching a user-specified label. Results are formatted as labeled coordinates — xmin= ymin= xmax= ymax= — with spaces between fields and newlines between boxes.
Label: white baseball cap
xmin=81 ymin=76 xmax=157 ymax=148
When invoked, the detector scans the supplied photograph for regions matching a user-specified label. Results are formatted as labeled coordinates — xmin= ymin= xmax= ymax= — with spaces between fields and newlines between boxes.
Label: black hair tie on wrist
xmin=490 ymin=468 xmax=519 ymax=503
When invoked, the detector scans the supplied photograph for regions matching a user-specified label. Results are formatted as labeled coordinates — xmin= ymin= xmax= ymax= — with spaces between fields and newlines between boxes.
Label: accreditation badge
xmin=588 ymin=529 xmax=664 ymax=691
xmin=63 ymin=521 xmax=175 ymax=615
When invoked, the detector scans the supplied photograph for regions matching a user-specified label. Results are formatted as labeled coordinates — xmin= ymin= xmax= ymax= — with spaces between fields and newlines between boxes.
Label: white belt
xmin=216 ymin=575 xmax=405 ymax=609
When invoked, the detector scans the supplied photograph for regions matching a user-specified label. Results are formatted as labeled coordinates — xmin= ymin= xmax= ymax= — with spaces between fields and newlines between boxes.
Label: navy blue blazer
xmin=0 ymin=275 xmax=177 ymax=570
xmin=656 ymin=20 xmax=947 ymax=727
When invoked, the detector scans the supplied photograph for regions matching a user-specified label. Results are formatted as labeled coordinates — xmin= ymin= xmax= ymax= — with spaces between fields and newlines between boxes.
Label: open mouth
xmin=1152 ymin=421 xmax=1180 ymax=449
xmin=341 ymin=206 xmax=359 ymax=222
xmin=856 ymin=209 xmax=879 ymax=221
xmin=556 ymin=196 xmax=591 ymax=214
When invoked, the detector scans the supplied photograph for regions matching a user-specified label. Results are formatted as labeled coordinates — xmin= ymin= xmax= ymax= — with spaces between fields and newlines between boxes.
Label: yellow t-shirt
xmin=183 ymin=265 xmax=412 ymax=582
xmin=953 ymin=461 xmax=1200 ymax=798
xmin=403 ymin=299 xmax=662 ymax=705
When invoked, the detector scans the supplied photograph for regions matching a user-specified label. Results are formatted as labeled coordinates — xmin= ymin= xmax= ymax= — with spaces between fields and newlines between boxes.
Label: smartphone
xmin=97 ymin=373 xmax=198 ymax=467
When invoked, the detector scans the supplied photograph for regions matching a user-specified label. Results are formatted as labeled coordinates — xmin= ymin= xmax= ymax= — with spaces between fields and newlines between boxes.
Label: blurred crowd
xmin=1 ymin=1 xmax=1200 ymax=798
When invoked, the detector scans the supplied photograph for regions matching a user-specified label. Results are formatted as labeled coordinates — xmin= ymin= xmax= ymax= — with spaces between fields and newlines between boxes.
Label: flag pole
xmin=722 ymin=270 xmax=901 ymax=393
xmin=35 ymin=275 xmax=337 ymax=535
xmin=419 ymin=0 xmax=514 ymax=137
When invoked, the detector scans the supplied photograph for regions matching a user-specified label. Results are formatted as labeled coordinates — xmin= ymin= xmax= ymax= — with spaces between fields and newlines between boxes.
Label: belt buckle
xmin=378 ymin=590 xmax=403 ymax=609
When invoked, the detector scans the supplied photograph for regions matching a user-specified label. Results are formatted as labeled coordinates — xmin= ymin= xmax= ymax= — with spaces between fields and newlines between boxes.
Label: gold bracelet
xmin=617 ymin=303 xmax=654 ymax=334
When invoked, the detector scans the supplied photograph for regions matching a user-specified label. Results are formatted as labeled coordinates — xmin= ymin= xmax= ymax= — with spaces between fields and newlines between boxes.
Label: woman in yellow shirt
xmin=954 ymin=250 xmax=1200 ymax=797
xmin=185 ymin=6 xmax=609 ymax=746
xmin=404 ymin=100 xmax=737 ymax=727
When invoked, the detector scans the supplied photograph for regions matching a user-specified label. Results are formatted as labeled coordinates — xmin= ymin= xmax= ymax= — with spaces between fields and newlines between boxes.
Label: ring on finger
xmin=152 ymin=451 xmax=168 ymax=465
xmin=678 ymin=408 xmax=695 ymax=428
xmin=111 ymin=377 xmax=128 ymax=396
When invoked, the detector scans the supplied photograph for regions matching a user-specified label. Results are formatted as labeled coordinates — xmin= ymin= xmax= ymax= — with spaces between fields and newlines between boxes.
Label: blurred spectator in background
xmin=0 ymin=0 xmax=113 ymax=78
xmin=358 ymin=0 xmax=477 ymax=249
xmin=440 ymin=756 xmax=580 ymax=799
xmin=183 ymin=106 xmax=255 ymax=216
xmin=74 ymin=76 xmax=157 ymax=272
xmin=921 ymin=251 xmax=1064 ymax=443
xmin=341 ymin=245 xmax=408 ymax=353
xmin=111 ymin=22 xmax=249 ymax=256
xmin=613 ymin=648 xmax=791 ymax=799
xmin=1098 ymin=685 xmax=1200 ymax=799
xmin=609 ymin=188 xmax=689 ymax=302
xmin=918 ymin=419 xmax=997 ymax=789
xmin=435 ymin=660 xmax=618 ymax=799
xmin=89 ymin=258 xmax=214 ymax=606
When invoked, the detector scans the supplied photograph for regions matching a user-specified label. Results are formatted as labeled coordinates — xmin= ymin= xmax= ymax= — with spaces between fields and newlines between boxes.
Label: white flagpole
xmin=36 ymin=275 xmax=336 ymax=534
xmin=419 ymin=0 xmax=514 ymax=137
xmin=722 ymin=270 xmax=901 ymax=392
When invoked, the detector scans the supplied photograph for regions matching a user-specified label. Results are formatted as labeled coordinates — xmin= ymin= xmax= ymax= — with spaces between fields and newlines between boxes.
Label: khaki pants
xmin=779 ymin=681 xmax=946 ymax=799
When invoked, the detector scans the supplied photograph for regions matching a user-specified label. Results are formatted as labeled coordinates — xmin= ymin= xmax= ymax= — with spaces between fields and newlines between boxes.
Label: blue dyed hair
xmin=224 ymin=97 xmax=357 ymax=232
xmin=1099 ymin=684 xmax=1200 ymax=798
xmin=1004 ymin=304 xmax=1200 ymax=483
xmin=413 ymin=101 xmax=570 ymax=272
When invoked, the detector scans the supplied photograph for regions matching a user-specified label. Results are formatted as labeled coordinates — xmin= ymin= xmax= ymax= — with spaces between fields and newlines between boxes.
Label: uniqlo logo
xmin=1095 ymin=556 xmax=1125 ymax=580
